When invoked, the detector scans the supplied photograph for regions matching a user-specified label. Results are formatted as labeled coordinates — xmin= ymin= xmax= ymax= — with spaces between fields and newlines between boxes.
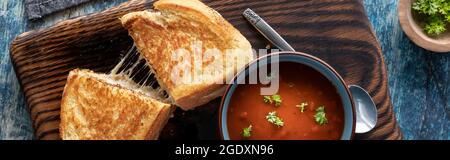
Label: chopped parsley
xmin=263 ymin=94 xmax=282 ymax=107
xmin=263 ymin=96 xmax=273 ymax=104
xmin=412 ymin=0 xmax=450 ymax=35
xmin=424 ymin=15 xmax=447 ymax=35
xmin=296 ymin=102 xmax=308 ymax=113
xmin=242 ymin=125 xmax=252 ymax=138
xmin=314 ymin=106 xmax=328 ymax=125
xmin=272 ymin=95 xmax=282 ymax=107
xmin=266 ymin=111 xmax=284 ymax=127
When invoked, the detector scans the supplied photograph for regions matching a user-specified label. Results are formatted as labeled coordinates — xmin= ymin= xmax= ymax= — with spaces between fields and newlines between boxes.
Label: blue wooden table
xmin=0 ymin=0 xmax=448 ymax=140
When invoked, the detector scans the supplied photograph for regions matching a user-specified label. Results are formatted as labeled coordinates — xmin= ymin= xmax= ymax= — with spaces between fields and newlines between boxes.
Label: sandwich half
xmin=60 ymin=69 xmax=174 ymax=140
xmin=120 ymin=0 xmax=254 ymax=110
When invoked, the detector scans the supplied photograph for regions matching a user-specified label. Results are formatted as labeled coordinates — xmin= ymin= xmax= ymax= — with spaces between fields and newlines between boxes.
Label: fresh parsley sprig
xmin=314 ymin=106 xmax=328 ymax=125
xmin=412 ymin=0 xmax=450 ymax=35
xmin=425 ymin=15 xmax=447 ymax=35
xmin=242 ymin=125 xmax=252 ymax=138
xmin=272 ymin=95 xmax=282 ymax=107
xmin=263 ymin=94 xmax=282 ymax=107
xmin=263 ymin=96 xmax=273 ymax=104
xmin=266 ymin=111 xmax=284 ymax=127
xmin=296 ymin=102 xmax=308 ymax=113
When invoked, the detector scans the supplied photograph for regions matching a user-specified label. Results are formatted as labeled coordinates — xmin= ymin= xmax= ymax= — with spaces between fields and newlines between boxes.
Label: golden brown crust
xmin=121 ymin=0 xmax=253 ymax=110
xmin=60 ymin=69 xmax=174 ymax=140
xmin=145 ymin=104 xmax=175 ymax=139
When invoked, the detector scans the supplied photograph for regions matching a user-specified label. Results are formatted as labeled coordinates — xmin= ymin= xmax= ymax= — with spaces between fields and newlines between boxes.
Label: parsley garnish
xmin=266 ymin=111 xmax=284 ymax=127
xmin=263 ymin=95 xmax=282 ymax=107
xmin=296 ymin=102 xmax=308 ymax=113
xmin=263 ymin=96 xmax=273 ymax=104
xmin=314 ymin=106 xmax=328 ymax=125
xmin=272 ymin=95 xmax=282 ymax=107
xmin=424 ymin=16 xmax=447 ymax=35
xmin=412 ymin=0 xmax=450 ymax=35
xmin=242 ymin=125 xmax=252 ymax=138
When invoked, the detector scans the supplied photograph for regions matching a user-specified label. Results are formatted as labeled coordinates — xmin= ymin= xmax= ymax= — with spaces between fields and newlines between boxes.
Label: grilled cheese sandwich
xmin=60 ymin=69 xmax=174 ymax=140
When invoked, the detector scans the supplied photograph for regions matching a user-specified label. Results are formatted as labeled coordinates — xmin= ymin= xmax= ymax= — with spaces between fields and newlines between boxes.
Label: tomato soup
xmin=227 ymin=62 xmax=345 ymax=140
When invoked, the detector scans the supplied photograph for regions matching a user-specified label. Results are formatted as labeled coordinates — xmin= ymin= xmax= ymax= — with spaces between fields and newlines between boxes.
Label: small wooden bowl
xmin=398 ymin=0 xmax=450 ymax=53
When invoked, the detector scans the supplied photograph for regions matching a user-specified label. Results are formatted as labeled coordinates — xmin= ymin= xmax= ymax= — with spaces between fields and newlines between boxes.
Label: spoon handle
xmin=243 ymin=8 xmax=295 ymax=52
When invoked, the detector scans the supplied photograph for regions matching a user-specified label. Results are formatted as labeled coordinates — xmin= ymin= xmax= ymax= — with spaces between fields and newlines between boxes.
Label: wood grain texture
xmin=9 ymin=0 xmax=402 ymax=140
xmin=364 ymin=0 xmax=449 ymax=140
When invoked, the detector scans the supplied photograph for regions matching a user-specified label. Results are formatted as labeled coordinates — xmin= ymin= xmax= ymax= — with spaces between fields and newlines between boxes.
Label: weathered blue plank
xmin=363 ymin=0 xmax=449 ymax=140
xmin=25 ymin=0 xmax=92 ymax=20
xmin=28 ymin=0 xmax=128 ymax=29
xmin=0 ymin=0 xmax=34 ymax=140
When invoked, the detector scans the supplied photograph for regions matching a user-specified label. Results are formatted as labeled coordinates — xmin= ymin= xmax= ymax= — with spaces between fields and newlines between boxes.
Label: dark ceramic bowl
xmin=219 ymin=52 xmax=356 ymax=140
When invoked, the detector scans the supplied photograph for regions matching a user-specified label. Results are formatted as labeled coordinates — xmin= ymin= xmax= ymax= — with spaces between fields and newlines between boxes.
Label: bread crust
xmin=60 ymin=69 xmax=174 ymax=140
xmin=121 ymin=0 xmax=254 ymax=110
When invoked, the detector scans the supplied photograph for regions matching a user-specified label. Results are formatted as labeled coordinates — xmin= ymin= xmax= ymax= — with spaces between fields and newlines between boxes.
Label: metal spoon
xmin=349 ymin=85 xmax=377 ymax=133
xmin=243 ymin=8 xmax=378 ymax=133
xmin=243 ymin=8 xmax=295 ymax=52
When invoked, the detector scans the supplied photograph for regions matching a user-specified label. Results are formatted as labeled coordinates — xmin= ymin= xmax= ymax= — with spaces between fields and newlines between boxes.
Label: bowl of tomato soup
xmin=219 ymin=52 xmax=355 ymax=140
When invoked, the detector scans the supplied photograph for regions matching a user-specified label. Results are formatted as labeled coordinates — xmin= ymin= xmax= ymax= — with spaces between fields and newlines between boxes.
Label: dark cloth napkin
xmin=25 ymin=0 xmax=93 ymax=20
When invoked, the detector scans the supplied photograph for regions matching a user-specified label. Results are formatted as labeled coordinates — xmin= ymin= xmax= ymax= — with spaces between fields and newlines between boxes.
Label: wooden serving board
xmin=10 ymin=0 xmax=402 ymax=140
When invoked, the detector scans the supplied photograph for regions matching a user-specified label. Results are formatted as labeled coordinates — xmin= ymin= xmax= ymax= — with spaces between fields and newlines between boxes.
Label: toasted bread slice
xmin=60 ymin=69 xmax=174 ymax=140
xmin=120 ymin=0 xmax=254 ymax=110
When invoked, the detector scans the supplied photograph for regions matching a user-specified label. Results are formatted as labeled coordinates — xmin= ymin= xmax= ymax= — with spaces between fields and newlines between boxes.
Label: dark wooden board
xmin=10 ymin=0 xmax=402 ymax=140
